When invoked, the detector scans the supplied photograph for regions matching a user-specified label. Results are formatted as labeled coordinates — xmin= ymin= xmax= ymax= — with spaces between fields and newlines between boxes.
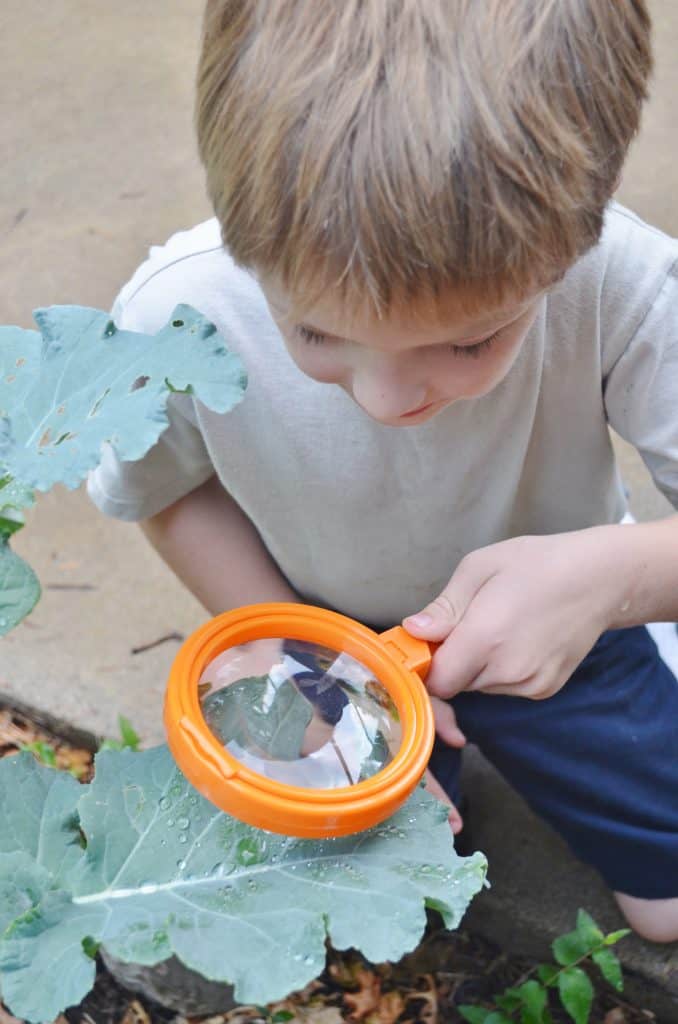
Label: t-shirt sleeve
xmin=86 ymin=283 xmax=215 ymax=522
xmin=603 ymin=257 xmax=678 ymax=510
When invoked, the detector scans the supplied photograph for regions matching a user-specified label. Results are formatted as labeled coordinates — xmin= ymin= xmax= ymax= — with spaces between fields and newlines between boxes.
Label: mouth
xmin=399 ymin=401 xmax=437 ymax=419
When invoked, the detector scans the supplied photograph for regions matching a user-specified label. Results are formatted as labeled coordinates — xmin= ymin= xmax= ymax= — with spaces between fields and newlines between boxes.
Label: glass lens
xmin=198 ymin=637 xmax=402 ymax=789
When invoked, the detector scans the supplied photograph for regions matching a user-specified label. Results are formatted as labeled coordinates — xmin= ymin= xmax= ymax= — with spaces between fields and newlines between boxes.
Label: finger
xmin=430 ymin=696 xmax=466 ymax=748
xmin=469 ymin=675 xmax=556 ymax=700
xmin=424 ymin=620 xmax=488 ymax=698
xmin=402 ymin=555 xmax=493 ymax=641
xmin=424 ymin=769 xmax=464 ymax=834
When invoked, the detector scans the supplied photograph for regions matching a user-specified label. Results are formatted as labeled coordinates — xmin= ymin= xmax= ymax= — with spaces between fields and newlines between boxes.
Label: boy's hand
xmin=425 ymin=695 xmax=466 ymax=834
xmin=403 ymin=529 xmax=623 ymax=701
xmin=424 ymin=766 xmax=464 ymax=834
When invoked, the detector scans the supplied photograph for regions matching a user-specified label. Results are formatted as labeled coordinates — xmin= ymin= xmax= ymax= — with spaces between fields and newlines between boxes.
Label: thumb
xmin=403 ymin=557 xmax=485 ymax=641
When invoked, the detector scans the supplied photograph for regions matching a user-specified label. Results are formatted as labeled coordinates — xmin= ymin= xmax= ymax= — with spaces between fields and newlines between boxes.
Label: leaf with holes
xmin=0 ymin=748 xmax=487 ymax=1023
xmin=0 ymin=304 xmax=246 ymax=634
xmin=0 ymin=304 xmax=246 ymax=492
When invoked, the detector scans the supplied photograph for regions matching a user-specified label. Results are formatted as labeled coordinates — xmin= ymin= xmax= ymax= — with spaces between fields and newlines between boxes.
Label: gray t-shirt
xmin=87 ymin=203 xmax=678 ymax=628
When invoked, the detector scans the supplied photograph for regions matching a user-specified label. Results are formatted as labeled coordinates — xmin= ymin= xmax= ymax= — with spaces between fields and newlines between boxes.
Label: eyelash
xmin=296 ymin=325 xmax=327 ymax=345
xmin=294 ymin=324 xmax=503 ymax=357
xmin=448 ymin=330 xmax=502 ymax=358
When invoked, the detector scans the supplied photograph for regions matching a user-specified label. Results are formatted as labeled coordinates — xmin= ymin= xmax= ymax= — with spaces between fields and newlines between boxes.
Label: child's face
xmin=261 ymin=278 xmax=543 ymax=426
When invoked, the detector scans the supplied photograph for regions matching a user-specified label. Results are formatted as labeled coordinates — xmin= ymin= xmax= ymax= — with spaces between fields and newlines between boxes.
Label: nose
xmin=350 ymin=357 xmax=429 ymax=422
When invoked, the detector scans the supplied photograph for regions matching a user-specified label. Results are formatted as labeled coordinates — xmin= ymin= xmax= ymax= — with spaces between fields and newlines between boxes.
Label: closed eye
xmin=448 ymin=329 xmax=502 ymax=358
xmin=295 ymin=323 xmax=503 ymax=355
xmin=296 ymin=325 xmax=331 ymax=345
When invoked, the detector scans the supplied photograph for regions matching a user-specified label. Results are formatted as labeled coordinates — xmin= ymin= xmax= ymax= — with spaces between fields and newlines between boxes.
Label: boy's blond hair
xmin=197 ymin=0 xmax=651 ymax=315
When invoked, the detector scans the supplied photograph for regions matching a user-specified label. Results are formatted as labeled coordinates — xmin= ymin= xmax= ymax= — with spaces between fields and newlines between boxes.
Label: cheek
xmin=283 ymin=341 xmax=349 ymax=384
xmin=434 ymin=335 xmax=525 ymax=398
xmin=480 ymin=333 xmax=525 ymax=385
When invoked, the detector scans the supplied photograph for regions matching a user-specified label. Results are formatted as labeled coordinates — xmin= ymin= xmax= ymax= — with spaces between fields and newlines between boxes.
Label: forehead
xmin=262 ymin=274 xmax=541 ymax=343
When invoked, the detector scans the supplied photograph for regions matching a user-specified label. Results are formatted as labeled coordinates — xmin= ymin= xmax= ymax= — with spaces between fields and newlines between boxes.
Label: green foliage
xmin=19 ymin=740 xmax=57 ymax=768
xmin=0 ymin=543 xmax=41 ymax=635
xmin=253 ymin=1007 xmax=296 ymax=1024
xmin=81 ymin=935 xmax=101 ymax=960
xmin=98 ymin=714 xmax=141 ymax=753
xmin=458 ymin=909 xmax=629 ymax=1024
xmin=203 ymin=678 xmax=313 ymax=759
xmin=0 ymin=304 xmax=247 ymax=636
xmin=0 ymin=747 xmax=487 ymax=1023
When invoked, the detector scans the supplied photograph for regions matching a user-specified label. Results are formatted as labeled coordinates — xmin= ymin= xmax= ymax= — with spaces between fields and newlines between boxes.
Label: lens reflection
xmin=199 ymin=638 xmax=402 ymax=789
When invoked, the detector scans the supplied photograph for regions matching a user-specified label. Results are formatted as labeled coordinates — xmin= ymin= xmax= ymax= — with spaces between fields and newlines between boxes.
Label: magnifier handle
xmin=379 ymin=625 xmax=440 ymax=681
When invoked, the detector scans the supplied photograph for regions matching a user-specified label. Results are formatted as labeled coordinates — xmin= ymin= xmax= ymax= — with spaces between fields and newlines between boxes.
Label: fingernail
xmin=406 ymin=612 xmax=433 ymax=628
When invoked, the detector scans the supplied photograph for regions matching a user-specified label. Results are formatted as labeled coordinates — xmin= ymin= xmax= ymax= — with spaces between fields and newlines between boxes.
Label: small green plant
xmin=19 ymin=740 xmax=57 ymax=768
xmin=98 ymin=714 xmax=141 ymax=752
xmin=254 ymin=1008 xmax=295 ymax=1024
xmin=458 ymin=909 xmax=630 ymax=1024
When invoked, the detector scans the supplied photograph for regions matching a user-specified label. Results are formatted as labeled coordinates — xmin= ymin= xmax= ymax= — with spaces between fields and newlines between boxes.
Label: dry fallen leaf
xmin=603 ymin=1011 xmax=628 ymax=1024
xmin=119 ymin=998 xmax=152 ymax=1024
xmin=344 ymin=968 xmax=382 ymax=1020
xmin=369 ymin=990 xmax=405 ymax=1024
xmin=55 ymin=744 xmax=93 ymax=779
xmin=285 ymin=1008 xmax=344 ymax=1024
xmin=400 ymin=975 xmax=437 ymax=1024
xmin=220 ymin=1007 xmax=264 ymax=1024
xmin=328 ymin=957 xmax=365 ymax=990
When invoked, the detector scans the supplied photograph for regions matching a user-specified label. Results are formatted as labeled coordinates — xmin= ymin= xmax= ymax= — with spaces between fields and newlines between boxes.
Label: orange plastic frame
xmin=164 ymin=603 xmax=436 ymax=838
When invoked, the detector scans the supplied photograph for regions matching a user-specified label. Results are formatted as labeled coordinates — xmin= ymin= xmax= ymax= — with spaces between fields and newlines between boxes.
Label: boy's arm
xmin=140 ymin=475 xmax=298 ymax=615
xmin=403 ymin=515 xmax=678 ymax=700
xmin=142 ymin=476 xmax=467 ymax=833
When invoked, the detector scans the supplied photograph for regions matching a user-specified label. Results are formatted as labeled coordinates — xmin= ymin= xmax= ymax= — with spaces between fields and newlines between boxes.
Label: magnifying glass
xmin=164 ymin=603 xmax=436 ymax=838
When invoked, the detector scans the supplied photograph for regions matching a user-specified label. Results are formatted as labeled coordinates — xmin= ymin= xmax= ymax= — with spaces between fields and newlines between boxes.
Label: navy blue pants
xmin=429 ymin=626 xmax=678 ymax=899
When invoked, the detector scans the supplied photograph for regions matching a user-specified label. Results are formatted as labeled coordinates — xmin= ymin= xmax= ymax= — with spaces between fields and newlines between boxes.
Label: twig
xmin=131 ymin=631 xmax=185 ymax=655
xmin=45 ymin=583 xmax=97 ymax=591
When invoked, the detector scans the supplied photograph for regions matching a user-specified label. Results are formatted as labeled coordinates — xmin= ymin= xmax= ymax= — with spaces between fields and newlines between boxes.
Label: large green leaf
xmin=0 ymin=303 xmax=246 ymax=634
xmin=0 ymin=854 xmax=54 ymax=937
xmin=0 ymin=304 xmax=246 ymax=492
xmin=203 ymin=677 xmax=314 ymax=759
xmin=0 ymin=476 xmax=37 ymax=635
xmin=0 ymin=475 xmax=34 ymax=538
xmin=0 ymin=751 xmax=83 ymax=879
xmin=0 ymin=748 xmax=486 ymax=1022
xmin=0 ymin=543 xmax=41 ymax=636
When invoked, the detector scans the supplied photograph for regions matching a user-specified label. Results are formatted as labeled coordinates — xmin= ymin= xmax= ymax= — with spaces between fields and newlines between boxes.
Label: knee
xmin=615 ymin=892 xmax=678 ymax=943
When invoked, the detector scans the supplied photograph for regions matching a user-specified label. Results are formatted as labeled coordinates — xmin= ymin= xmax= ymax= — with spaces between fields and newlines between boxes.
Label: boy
xmin=88 ymin=1 xmax=678 ymax=941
